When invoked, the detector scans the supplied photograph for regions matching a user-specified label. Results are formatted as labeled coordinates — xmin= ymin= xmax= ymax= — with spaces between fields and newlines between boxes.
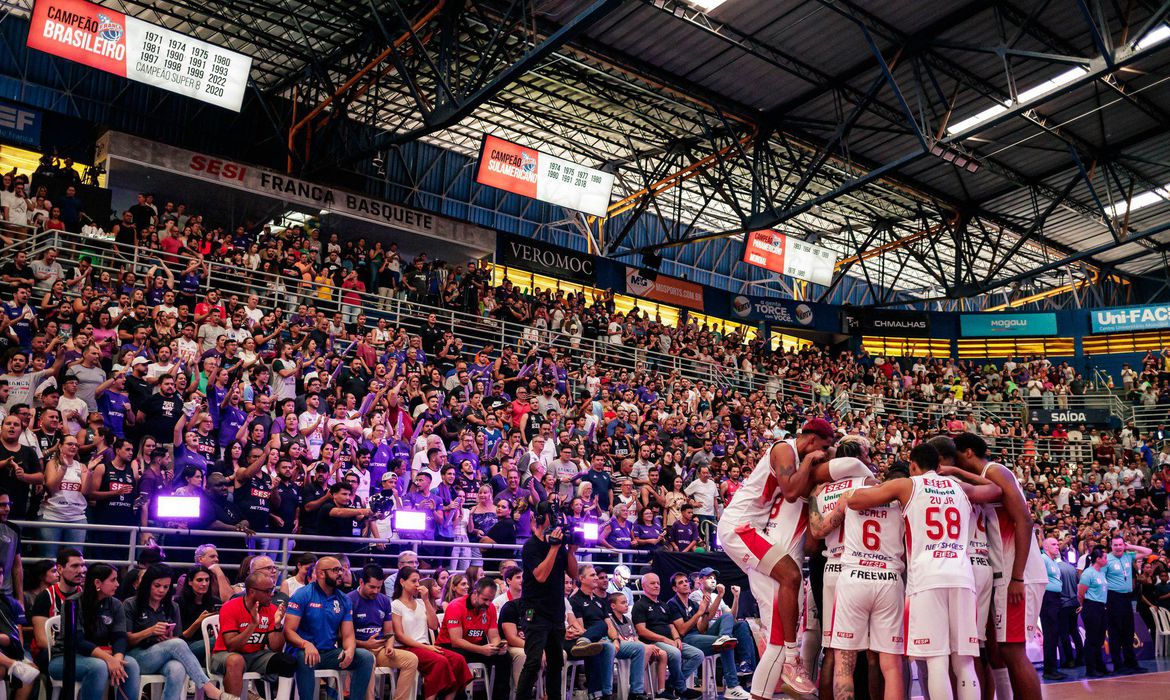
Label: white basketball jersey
xmin=903 ymin=473 xmax=975 ymax=595
xmin=980 ymin=462 xmax=1048 ymax=585
xmin=968 ymin=503 xmax=996 ymax=572
xmin=763 ymin=440 xmax=810 ymax=549
xmin=721 ymin=438 xmax=798 ymax=531
xmin=814 ymin=476 xmax=868 ymax=557
xmin=840 ymin=489 xmax=904 ymax=577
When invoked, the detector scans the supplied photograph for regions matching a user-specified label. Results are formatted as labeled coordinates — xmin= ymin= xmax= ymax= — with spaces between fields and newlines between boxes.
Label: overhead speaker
xmin=641 ymin=252 xmax=663 ymax=270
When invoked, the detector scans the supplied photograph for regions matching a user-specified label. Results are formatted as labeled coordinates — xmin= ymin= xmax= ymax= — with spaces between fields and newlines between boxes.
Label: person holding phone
xmin=124 ymin=564 xmax=244 ymax=700
xmin=437 ymin=577 xmax=511 ymax=700
xmin=347 ymin=565 xmax=419 ymax=700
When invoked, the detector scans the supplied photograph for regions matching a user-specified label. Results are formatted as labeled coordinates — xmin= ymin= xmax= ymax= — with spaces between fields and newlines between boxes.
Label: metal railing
xmin=7 ymin=228 xmax=1159 ymax=434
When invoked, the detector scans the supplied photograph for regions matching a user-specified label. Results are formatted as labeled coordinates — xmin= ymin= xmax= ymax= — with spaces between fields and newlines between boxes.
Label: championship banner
xmin=742 ymin=230 xmax=837 ymax=286
xmin=475 ymin=135 xmax=615 ymax=217
xmin=625 ymin=268 xmax=704 ymax=310
xmin=27 ymin=0 xmax=252 ymax=111
xmin=843 ymin=308 xmax=931 ymax=337
xmin=1090 ymin=303 xmax=1170 ymax=333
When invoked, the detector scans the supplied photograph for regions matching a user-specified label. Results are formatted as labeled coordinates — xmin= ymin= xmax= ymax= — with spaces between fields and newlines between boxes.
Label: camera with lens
xmin=538 ymin=500 xmax=582 ymax=547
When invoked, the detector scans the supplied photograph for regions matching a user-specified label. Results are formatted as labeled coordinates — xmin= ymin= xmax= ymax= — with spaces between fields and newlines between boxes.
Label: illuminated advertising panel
xmin=475 ymin=135 xmax=615 ymax=217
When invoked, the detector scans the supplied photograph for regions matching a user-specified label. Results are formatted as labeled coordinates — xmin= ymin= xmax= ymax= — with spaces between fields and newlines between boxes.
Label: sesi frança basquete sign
xmin=475 ymin=135 xmax=615 ymax=217
xmin=26 ymin=0 xmax=252 ymax=111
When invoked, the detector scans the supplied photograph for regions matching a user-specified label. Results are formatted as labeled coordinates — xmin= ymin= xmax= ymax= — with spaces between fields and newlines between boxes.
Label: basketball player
xmin=717 ymin=418 xmax=837 ymax=698
xmin=808 ymin=436 xmax=875 ymax=698
xmin=928 ymin=435 xmax=996 ymax=696
xmin=952 ymin=433 xmax=1045 ymax=700
xmin=828 ymin=461 xmax=911 ymax=700
xmin=845 ymin=443 xmax=1001 ymax=700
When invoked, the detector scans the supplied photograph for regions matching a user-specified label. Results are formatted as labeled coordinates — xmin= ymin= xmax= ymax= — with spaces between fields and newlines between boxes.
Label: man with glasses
xmin=284 ymin=556 xmax=374 ymax=700
xmin=212 ymin=571 xmax=296 ymax=700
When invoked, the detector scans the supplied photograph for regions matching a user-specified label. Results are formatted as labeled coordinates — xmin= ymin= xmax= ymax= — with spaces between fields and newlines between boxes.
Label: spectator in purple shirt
xmin=666 ymin=504 xmax=699 ymax=552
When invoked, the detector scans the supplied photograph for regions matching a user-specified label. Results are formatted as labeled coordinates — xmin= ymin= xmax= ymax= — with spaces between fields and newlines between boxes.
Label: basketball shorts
xmin=905 ymin=587 xmax=979 ymax=658
xmin=829 ymin=567 xmax=905 ymax=655
xmin=992 ymin=581 xmax=1044 ymax=644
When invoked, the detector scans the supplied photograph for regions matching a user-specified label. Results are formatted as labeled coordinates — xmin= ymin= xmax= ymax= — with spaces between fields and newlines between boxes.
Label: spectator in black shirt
xmin=632 ymin=573 xmax=703 ymax=699
xmin=317 ymin=482 xmax=372 ymax=549
xmin=138 ymin=375 xmax=184 ymax=445
xmin=515 ymin=501 xmax=578 ymax=700
xmin=0 ymin=414 xmax=41 ymax=519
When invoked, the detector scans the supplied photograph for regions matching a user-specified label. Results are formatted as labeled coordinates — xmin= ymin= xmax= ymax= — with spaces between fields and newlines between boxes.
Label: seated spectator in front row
xmin=211 ymin=571 xmax=296 ymax=700
xmin=283 ymin=556 xmax=374 ymax=700
xmin=570 ymin=564 xmax=651 ymax=700
xmin=124 ymin=564 xmax=244 ymax=700
xmin=32 ymin=552 xmax=143 ymax=700
xmin=0 ymin=563 xmax=38 ymax=699
xmin=347 ymin=565 xmax=419 ymax=700
xmin=436 ymin=576 xmax=511 ymax=700
xmin=632 ymin=573 xmax=703 ymax=700
xmin=390 ymin=565 xmax=470 ymax=700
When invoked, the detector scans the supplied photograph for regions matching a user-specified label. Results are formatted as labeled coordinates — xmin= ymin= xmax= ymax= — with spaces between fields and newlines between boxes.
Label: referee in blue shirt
xmin=1078 ymin=546 xmax=1110 ymax=678
xmin=1040 ymin=538 xmax=1065 ymax=680
xmin=1103 ymin=536 xmax=1152 ymax=674
xmin=284 ymin=556 xmax=375 ymax=700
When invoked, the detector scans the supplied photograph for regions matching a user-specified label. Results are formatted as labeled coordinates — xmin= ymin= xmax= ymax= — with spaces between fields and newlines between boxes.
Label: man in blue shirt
xmin=284 ymin=556 xmax=374 ymax=700
xmin=346 ymin=564 xmax=417 ymax=700
xmin=1039 ymin=538 xmax=1066 ymax=680
xmin=1103 ymin=536 xmax=1152 ymax=674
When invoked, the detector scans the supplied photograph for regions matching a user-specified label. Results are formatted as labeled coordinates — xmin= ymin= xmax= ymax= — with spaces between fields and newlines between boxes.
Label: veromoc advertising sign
xmin=497 ymin=233 xmax=595 ymax=284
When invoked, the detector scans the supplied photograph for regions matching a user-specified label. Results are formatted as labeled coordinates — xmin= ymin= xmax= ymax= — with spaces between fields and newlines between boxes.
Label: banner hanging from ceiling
xmin=27 ymin=0 xmax=252 ymax=111
xmin=475 ymin=135 xmax=615 ymax=217
xmin=741 ymin=230 xmax=837 ymax=286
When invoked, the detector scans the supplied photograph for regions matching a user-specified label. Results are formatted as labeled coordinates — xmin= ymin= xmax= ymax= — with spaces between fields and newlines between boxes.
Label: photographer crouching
xmin=516 ymin=500 xmax=578 ymax=700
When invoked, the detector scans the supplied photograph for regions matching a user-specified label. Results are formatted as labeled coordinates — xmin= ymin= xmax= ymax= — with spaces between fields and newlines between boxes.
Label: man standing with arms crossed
xmin=953 ymin=432 xmax=1045 ymax=700
xmin=716 ymin=418 xmax=839 ymax=698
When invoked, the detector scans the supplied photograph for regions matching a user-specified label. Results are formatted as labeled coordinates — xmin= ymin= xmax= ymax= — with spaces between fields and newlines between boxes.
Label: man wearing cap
xmin=716 ymin=418 xmax=836 ymax=699
xmin=689 ymin=567 xmax=755 ymax=676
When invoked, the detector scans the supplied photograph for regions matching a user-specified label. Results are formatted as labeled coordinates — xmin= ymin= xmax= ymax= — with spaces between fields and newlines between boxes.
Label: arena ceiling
xmin=13 ymin=0 xmax=1170 ymax=305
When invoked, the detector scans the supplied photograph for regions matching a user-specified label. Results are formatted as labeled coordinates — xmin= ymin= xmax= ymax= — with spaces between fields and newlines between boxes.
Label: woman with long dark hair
xmin=77 ymin=563 xmax=142 ymax=700
xmin=175 ymin=565 xmax=220 ymax=657
xmin=390 ymin=567 xmax=469 ymax=700
xmin=123 ymin=564 xmax=240 ymax=700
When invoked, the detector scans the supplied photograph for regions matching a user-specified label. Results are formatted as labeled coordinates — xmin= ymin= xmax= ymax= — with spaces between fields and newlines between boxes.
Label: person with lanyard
xmin=1078 ymin=546 xmax=1111 ymax=677
xmin=1039 ymin=538 xmax=1066 ymax=680
xmin=664 ymin=572 xmax=746 ymax=699
xmin=283 ymin=556 xmax=375 ymax=700
xmin=346 ymin=565 xmax=419 ymax=700
xmin=1103 ymin=535 xmax=1151 ymax=674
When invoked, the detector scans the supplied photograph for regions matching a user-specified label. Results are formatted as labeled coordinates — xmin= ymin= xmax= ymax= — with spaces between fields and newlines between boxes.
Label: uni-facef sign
xmin=1090 ymin=303 xmax=1170 ymax=333
xmin=474 ymin=135 xmax=615 ymax=217
xmin=26 ymin=0 xmax=252 ymax=111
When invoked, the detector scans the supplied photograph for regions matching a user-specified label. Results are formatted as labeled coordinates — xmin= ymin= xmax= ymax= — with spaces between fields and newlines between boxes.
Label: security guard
xmin=1040 ymin=538 xmax=1065 ymax=680
xmin=1103 ymin=536 xmax=1152 ymax=674
xmin=1078 ymin=546 xmax=1110 ymax=678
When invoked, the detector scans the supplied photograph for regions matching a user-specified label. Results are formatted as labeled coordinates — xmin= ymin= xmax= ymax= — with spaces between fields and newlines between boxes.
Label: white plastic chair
xmin=201 ymin=614 xmax=272 ymax=700
xmin=1154 ymin=607 xmax=1170 ymax=658
xmin=564 ymin=658 xmax=585 ymax=698
xmin=465 ymin=661 xmax=494 ymax=699
xmin=697 ymin=655 xmax=718 ymax=699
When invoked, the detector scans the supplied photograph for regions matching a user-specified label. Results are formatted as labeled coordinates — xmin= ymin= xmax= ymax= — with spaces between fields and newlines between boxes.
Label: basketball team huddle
xmin=716 ymin=419 xmax=1048 ymax=700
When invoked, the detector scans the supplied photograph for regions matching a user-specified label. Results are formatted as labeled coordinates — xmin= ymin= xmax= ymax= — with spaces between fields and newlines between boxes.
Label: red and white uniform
xmin=830 ymin=488 xmax=905 ymax=654
xmin=968 ymin=502 xmax=996 ymax=643
xmin=813 ymin=472 xmax=867 ymax=645
xmin=982 ymin=462 xmax=1047 ymax=644
xmin=718 ymin=439 xmax=808 ymax=646
xmin=903 ymin=473 xmax=978 ymax=658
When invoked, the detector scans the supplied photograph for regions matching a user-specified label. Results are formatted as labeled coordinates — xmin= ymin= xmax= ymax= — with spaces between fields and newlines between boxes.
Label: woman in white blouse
xmin=37 ymin=435 xmax=93 ymax=556
xmin=390 ymin=566 xmax=470 ymax=700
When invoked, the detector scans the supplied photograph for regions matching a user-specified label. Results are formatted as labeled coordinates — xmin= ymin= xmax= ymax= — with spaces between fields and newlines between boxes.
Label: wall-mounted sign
xmin=27 ymin=0 xmax=252 ymax=111
xmin=626 ymin=268 xmax=703 ymax=310
xmin=960 ymin=313 xmax=1057 ymax=337
xmin=1028 ymin=408 xmax=1112 ymax=427
xmin=497 ymin=232 xmax=595 ymax=284
xmin=732 ymin=294 xmax=816 ymax=328
xmin=1090 ymin=303 xmax=1170 ymax=333
xmin=742 ymin=230 xmax=836 ymax=286
xmin=0 ymin=100 xmax=41 ymax=148
xmin=475 ymin=135 xmax=615 ymax=217
xmin=842 ymin=309 xmax=931 ymax=337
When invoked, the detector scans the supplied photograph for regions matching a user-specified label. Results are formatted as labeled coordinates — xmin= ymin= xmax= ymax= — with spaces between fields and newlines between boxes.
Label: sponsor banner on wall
xmin=475 ymin=135 xmax=615 ymax=217
xmin=498 ymin=232 xmax=595 ymax=284
xmin=99 ymin=131 xmax=494 ymax=253
xmin=1090 ymin=303 xmax=1170 ymax=333
xmin=842 ymin=308 xmax=931 ymax=337
xmin=27 ymin=0 xmax=252 ymax=111
xmin=741 ymin=230 xmax=837 ymax=286
xmin=0 ymin=100 xmax=42 ymax=148
xmin=959 ymin=312 xmax=1057 ymax=337
xmin=625 ymin=268 xmax=704 ymax=310
xmin=1028 ymin=408 xmax=1112 ymax=427
xmin=731 ymin=294 xmax=818 ymax=328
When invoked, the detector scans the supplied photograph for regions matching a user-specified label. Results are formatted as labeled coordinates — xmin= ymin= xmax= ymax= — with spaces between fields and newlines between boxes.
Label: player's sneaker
xmin=780 ymin=657 xmax=816 ymax=696
xmin=712 ymin=635 xmax=738 ymax=652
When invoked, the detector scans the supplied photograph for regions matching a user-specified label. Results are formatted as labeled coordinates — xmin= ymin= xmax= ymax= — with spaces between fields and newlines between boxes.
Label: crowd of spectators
xmin=0 ymin=183 xmax=1167 ymax=699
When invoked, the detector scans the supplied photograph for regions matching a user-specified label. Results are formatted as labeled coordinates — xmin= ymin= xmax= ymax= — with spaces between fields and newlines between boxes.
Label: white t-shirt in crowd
xmin=391 ymin=597 xmax=431 ymax=645
xmin=684 ymin=478 xmax=718 ymax=516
